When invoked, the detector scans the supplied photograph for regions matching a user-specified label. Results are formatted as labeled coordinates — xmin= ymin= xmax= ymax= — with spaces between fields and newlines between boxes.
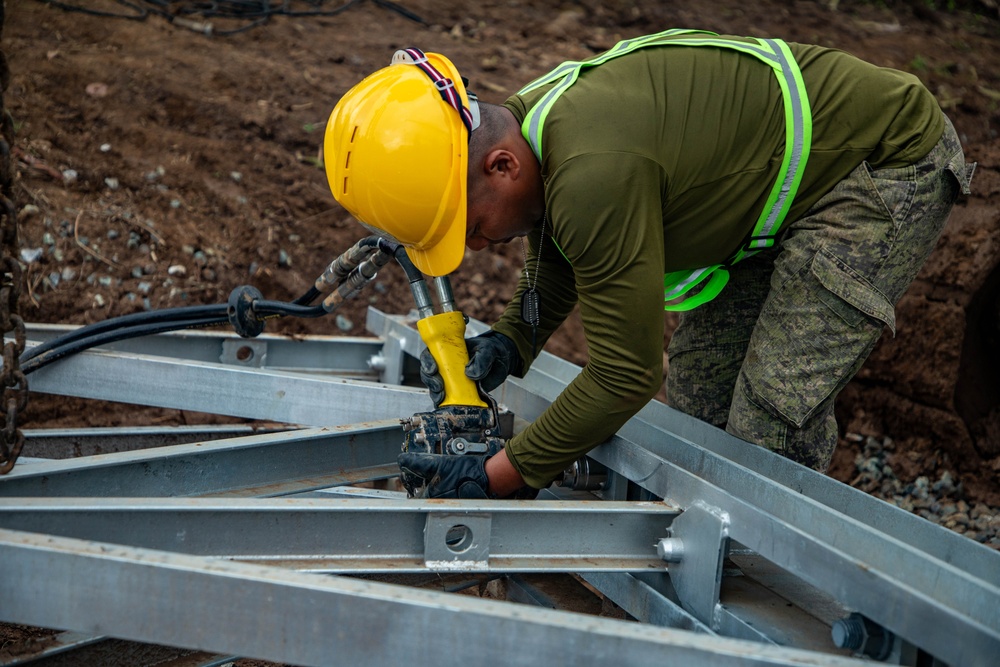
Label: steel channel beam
xmin=6 ymin=631 xmax=237 ymax=667
xmin=0 ymin=528 xmax=869 ymax=667
xmin=22 ymin=425 xmax=292 ymax=459
xmin=635 ymin=404 xmax=1000 ymax=586
xmin=716 ymin=563 xmax=848 ymax=653
xmin=0 ymin=498 xmax=676 ymax=573
xmin=590 ymin=568 xmax=793 ymax=649
xmin=581 ymin=572 xmax=715 ymax=635
xmin=26 ymin=324 xmax=391 ymax=379
xmin=23 ymin=345 xmax=430 ymax=427
xmin=0 ymin=424 xmax=402 ymax=498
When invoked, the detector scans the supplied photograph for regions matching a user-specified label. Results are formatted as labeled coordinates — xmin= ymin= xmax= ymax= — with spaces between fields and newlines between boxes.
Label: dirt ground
xmin=4 ymin=0 xmax=1000 ymax=506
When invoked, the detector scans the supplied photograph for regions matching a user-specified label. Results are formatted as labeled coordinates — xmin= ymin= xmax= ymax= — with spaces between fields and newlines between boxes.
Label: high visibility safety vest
xmin=518 ymin=29 xmax=813 ymax=311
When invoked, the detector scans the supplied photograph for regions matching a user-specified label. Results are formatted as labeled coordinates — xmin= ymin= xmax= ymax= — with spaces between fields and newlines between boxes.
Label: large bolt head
xmin=656 ymin=537 xmax=684 ymax=562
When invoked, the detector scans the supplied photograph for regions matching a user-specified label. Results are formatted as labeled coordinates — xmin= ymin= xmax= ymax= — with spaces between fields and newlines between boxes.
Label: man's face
xmin=465 ymin=195 xmax=540 ymax=252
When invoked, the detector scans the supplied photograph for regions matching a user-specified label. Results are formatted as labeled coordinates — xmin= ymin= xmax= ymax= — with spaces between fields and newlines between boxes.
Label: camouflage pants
xmin=666 ymin=115 xmax=974 ymax=471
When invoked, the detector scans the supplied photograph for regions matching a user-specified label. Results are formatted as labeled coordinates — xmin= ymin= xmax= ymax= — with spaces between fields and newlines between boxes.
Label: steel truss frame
xmin=0 ymin=309 xmax=997 ymax=667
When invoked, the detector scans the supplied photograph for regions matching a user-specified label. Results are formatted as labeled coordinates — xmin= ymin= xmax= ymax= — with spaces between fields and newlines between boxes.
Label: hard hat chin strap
xmin=392 ymin=48 xmax=479 ymax=134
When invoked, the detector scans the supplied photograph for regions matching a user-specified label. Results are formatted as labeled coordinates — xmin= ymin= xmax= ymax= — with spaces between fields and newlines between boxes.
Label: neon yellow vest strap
xmin=518 ymin=30 xmax=812 ymax=312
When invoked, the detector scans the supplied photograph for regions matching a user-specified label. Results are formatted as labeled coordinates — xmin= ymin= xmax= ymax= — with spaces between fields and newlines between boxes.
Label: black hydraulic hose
xmin=20 ymin=304 xmax=228 ymax=364
xmin=391 ymin=243 xmax=423 ymax=284
xmin=292 ymin=287 xmax=321 ymax=306
xmin=22 ymin=315 xmax=228 ymax=376
xmin=389 ymin=241 xmax=437 ymax=319
xmin=291 ymin=283 xmax=325 ymax=307
xmin=251 ymin=300 xmax=326 ymax=319
xmin=21 ymin=236 xmax=402 ymax=375
xmin=23 ymin=280 xmax=325 ymax=366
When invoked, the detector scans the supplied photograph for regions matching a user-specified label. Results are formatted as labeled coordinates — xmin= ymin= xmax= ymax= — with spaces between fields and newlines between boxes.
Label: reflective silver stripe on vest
xmin=518 ymin=29 xmax=700 ymax=95
xmin=520 ymin=29 xmax=708 ymax=160
xmin=663 ymin=266 xmax=716 ymax=300
xmin=524 ymin=76 xmax=573 ymax=160
xmin=754 ymin=38 xmax=808 ymax=246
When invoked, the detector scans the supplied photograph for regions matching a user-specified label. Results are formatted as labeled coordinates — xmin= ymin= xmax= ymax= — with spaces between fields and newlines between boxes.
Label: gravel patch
xmin=847 ymin=434 xmax=1000 ymax=550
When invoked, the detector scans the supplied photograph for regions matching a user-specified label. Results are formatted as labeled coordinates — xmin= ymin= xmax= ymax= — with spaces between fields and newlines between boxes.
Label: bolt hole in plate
xmin=425 ymin=514 xmax=491 ymax=568
xmin=221 ymin=339 xmax=266 ymax=367
xmin=445 ymin=524 xmax=474 ymax=553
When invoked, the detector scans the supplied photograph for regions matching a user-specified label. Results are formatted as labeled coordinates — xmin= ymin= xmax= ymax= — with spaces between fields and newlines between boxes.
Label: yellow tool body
xmin=417 ymin=311 xmax=487 ymax=408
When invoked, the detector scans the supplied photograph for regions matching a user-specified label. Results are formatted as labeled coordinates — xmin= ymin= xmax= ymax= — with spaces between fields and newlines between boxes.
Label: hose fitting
xmin=322 ymin=249 xmax=393 ymax=312
xmin=228 ymin=285 xmax=266 ymax=338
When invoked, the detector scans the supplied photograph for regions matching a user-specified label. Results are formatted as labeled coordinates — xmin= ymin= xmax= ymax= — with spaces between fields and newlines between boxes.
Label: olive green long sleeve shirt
xmin=492 ymin=37 xmax=944 ymax=488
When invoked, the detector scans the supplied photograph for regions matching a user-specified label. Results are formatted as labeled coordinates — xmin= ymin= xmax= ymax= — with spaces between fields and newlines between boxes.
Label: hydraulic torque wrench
xmin=398 ymin=271 xmax=506 ymax=497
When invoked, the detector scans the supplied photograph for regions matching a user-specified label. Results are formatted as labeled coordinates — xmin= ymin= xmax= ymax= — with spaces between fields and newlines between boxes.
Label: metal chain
xmin=0 ymin=1 xmax=28 ymax=474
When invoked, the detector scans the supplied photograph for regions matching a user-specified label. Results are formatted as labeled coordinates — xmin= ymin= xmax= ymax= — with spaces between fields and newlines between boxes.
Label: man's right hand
xmin=419 ymin=330 xmax=522 ymax=407
xmin=398 ymin=452 xmax=493 ymax=499
xmin=418 ymin=346 xmax=448 ymax=406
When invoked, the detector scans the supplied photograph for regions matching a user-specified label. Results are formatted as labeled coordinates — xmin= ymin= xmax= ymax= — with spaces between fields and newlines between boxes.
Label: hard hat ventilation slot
xmin=342 ymin=177 xmax=348 ymax=195
xmin=345 ymin=151 xmax=351 ymax=168
xmin=350 ymin=126 xmax=358 ymax=142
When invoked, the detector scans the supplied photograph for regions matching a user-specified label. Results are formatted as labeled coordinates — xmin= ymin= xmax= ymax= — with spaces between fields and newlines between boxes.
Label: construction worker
xmin=324 ymin=32 xmax=974 ymax=498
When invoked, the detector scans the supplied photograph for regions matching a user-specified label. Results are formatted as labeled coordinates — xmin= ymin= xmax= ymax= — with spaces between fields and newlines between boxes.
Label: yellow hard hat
xmin=324 ymin=49 xmax=478 ymax=277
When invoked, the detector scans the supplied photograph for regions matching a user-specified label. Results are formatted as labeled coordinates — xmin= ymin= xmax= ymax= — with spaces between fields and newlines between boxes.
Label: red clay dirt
xmin=5 ymin=0 xmax=1000 ymax=505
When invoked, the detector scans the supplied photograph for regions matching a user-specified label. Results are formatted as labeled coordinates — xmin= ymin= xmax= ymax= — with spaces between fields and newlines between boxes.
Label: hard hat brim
xmin=402 ymin=172 xmax=466 ymax=277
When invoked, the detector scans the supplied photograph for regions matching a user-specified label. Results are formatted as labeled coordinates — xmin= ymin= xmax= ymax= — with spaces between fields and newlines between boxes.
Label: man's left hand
xmin=398 ymin=452 xmax=493 ymax=499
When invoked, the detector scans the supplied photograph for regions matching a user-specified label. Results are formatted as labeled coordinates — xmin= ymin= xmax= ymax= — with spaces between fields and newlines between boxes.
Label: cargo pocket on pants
xmin=812 ymin=247 xmax=896 ymax=335
xmin=945 ymin=150 xmax=975 ymax=196
xmin=741 ymin=248 xmax=895 ymax=429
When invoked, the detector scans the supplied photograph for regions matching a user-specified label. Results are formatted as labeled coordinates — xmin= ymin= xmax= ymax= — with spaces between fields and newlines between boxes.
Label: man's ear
xmin=485 ymin=148 xmax=520 ymax=180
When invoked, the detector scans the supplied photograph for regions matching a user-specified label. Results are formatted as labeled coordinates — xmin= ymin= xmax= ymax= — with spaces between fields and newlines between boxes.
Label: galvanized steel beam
xmin=26 ymin=324 xmax=400 ymax=380
xmin=22 ymin=425 xmax=290 ymax=459
xmin=580 ymin=571 xmax=715 ymax=635
xmin=23 ymin=345 xmax=430 ymax=426
xmin=0 ymin=498 xmax=677 ymax=573
xmin=0 ymin=528 xmax=870 ymax=667
xmin=0 ymin=424 xmax=402 ymax=498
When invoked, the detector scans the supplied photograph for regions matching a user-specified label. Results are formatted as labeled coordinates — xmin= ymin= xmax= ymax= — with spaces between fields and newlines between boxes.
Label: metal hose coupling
xmin=314 ymin=236 xmax=382 ymax=292
xmin=322 ymin=249 xmax=393 ymax=312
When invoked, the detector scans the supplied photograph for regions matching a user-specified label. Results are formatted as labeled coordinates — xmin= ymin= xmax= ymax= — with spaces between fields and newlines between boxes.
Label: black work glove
xmin=419 ymin=330 xmax=523 ymax=407
xmin=398 ymin=452 xmax=493 ymax=499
